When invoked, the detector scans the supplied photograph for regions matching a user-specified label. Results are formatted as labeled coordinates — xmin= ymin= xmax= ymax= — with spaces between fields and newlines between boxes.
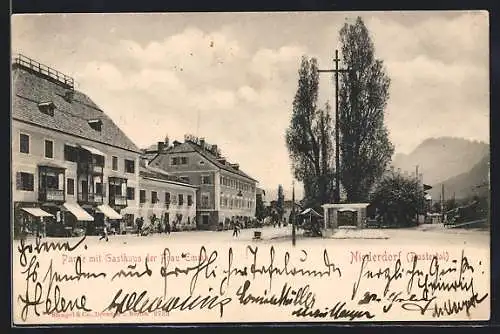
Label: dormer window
xmin=38 ymin=101 xmax=55 ymax=116
xmin=88 ymin=119 xmax=102 ymax=132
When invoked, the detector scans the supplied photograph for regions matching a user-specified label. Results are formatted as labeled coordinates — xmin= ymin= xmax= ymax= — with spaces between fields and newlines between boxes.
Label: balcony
xmin=39 ymin=189 xmax=65 ymax=202
xmin=78 ymin=191 xmax=105 ymax=205
xmin=109 ymin=194 xmax=127 ymax=207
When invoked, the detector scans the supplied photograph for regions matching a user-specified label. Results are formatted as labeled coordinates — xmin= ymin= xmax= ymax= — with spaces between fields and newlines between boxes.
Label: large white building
xmin=147 ymin=135 xmax=259 ymax=230
xmin=11 ymin=54 xmax=197 ymax=237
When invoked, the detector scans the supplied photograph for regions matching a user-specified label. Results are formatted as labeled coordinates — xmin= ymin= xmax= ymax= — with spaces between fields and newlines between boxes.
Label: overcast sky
xmin=11 ymin=11 xmax=489 ymax=198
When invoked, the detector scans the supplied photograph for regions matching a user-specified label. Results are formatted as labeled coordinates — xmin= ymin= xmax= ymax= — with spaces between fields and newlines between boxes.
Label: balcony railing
xmin=110 ymin=194 xmax=127 ymax=206
xmin=13 ymin=53 xmax=75 ymax=89
xmin=78 ymin=192 xmax=105 ymax=204
xmin=39 ymin=188 xmax=65 ymax=202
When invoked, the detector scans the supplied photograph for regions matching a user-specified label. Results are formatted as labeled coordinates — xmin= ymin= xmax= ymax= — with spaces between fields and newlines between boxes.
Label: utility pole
xmin=318 ymin=49 xmax=350 ymax=203
xmin=292 ymin=180 xmax=296 ymax=247
xmin=441 ymin=184 xmax=445 ymax=224
xmin=415 ymin=165 xmax=419 ymax=224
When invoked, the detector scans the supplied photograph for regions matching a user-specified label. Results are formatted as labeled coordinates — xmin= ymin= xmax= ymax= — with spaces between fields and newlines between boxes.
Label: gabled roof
xmin=12 ymin=63 xmax=140 ymax=153
xmin=151 ymin=141 xmax=258 ymax=182
xmin=299 ymin=208 xmax=322 ymax=217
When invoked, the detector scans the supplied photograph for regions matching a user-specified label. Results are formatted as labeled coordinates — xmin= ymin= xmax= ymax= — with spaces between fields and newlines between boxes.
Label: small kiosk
xmin=321 ymin=203 xmax=370 ymax=237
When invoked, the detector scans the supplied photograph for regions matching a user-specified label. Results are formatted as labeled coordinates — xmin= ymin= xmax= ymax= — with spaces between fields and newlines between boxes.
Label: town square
xmin=12 ymin=12 xmax=489 ymax=243
xmin=10 ymin=11 xmax=490 ymax=324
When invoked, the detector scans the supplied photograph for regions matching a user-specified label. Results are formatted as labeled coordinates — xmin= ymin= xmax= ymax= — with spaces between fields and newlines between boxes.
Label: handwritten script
xmin=14 ymin=238 xmax=489 ymax=323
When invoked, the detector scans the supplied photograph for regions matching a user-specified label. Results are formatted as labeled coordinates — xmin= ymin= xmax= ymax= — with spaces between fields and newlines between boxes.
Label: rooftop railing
xmin=12 ymin=53 xmax=75 ymax=89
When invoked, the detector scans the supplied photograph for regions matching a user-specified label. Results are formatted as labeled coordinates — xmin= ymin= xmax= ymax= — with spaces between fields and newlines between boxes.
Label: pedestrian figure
xmin=232 ymin=223 xmax=240 ymax=237
xmin=136 ymin=217 xmax=143 ymax=236
xmin=99 ymin=219 xmax=109 ymax=242
xmin=35 ymin=219 xmax=42 ymax=243
xmin=166 ymin=221 xmax=171 ymax=235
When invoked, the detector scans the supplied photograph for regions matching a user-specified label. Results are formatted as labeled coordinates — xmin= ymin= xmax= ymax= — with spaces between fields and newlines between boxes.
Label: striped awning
xmin=97 ymin=204 xmax=122 ymax=219
xmin=63 ymin=203 xmax=94 ymax=221
xmin=21 ymin=207 xmax=54 ymax=217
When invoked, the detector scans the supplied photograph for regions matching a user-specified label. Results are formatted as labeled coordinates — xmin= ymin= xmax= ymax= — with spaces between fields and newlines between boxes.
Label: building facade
xmin=121 ymin=165 xmax=198 ymax=232
xmin=12 ymin=54 xmax=142 ymax=237
xmin=148 ymin=135 xmax=258 ymax=230
xmin=268 ymin=199 xmax=303 ymax=223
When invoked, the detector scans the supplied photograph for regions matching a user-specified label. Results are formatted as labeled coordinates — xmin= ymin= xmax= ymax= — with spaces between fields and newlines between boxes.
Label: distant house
xmin=268 ymin=199 xmax=302 ymax=222
xmin=121 ymin=165 xmax=198 ymax=232
xmin=147 ymin=135 xmax=259 ymax=230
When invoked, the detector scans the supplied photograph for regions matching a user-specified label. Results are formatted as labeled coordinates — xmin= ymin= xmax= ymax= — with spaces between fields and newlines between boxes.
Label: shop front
xmin=97 ymin=204 xmax=123 ymax=234
xmin=19 ymin=206 xmax=54 ymax=238
xmin=61 ymin=202 xmax=94 ymax=237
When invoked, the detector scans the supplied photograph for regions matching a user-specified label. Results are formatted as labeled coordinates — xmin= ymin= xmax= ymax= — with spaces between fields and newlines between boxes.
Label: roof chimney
xmin=199 ymin=138 xmax=205 ymax=148
xmin=157 ymin=141 xmax=165 ymax=153
xmin=211 ymin=144 xmax=218 ymax=155
xmin=64 ymin=90 xmax=74 ymax=103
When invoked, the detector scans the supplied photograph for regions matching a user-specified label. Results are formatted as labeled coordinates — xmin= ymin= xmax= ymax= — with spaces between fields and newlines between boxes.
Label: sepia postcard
xmin=10 ymin=11 xmax=490 ymax=325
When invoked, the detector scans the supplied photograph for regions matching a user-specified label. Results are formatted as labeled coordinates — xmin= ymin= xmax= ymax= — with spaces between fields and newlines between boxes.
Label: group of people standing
xmin=135 ymin=215 xmax=172 ymax=236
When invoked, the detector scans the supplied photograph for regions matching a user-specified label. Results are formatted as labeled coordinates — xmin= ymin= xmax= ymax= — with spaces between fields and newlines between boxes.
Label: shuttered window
xmin=125 ymin=159 xmax=135 ymax=173
xmin=152 ymin=191 xmax=158 ymax=204
xmin=44 ymin=140 xmax=53 ymax=158
xmin=16 ymin=172 xmax=34 ymax=191
xmin=67 ymin=178 xmax=74 ymax=195
xmin=64 ymin=145 xmax=77 ymax=162
xmin=20 ymin=134 xmax=29 ymax=154
xmin=126 ymin=187 xmax=135 ymax=200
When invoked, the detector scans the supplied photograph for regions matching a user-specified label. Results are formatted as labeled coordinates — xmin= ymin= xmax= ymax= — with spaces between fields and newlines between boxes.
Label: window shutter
xmin=28 ymin=174 xmax=34 ymax=191
xmin=16 ymin=172 xmax=22 ymax=190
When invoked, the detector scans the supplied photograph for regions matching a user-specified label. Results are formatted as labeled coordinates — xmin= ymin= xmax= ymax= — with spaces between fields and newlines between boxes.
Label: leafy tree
xmin=286 ymin=56 xmax=336 ymax=207
xmin=370 ymin=171 xmax=425 ymax=227
xmin=432 ymin=202 xmax=442 ymax=213
xmin=444 ymin=198 xmax=457 ymax=211
xmin=338 ymin=17 xmax=394 ymax=202
xmin=276 ymin=185 xmax=285 ymax=221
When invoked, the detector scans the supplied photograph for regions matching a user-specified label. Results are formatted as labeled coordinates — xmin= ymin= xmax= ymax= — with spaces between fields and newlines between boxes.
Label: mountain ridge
xmin=429 ymin=154 xmax=489 ymax=200
xmin=392 ymin=136 xmax=489 ymax=186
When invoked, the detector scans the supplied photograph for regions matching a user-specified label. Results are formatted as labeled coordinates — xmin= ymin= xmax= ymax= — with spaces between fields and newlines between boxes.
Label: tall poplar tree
xmin=338 ymin=17 xmax=394 ymax=202
xmin=286 ymin=56 xmax=335 ymax=208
